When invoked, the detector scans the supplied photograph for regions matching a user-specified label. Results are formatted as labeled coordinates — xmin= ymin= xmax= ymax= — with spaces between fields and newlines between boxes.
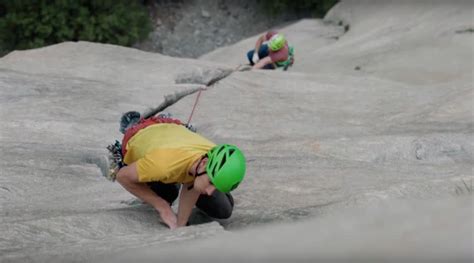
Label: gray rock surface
xmin=136 ymin=0 xmax=301 ymax=58
xmin=103 ymin=197 xmax=473 ymax=263
xmin=0 ymin=1 xmax=472 ymax=262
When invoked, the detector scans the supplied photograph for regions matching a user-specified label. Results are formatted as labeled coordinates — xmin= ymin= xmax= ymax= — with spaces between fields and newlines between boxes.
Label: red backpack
xmin=121 ymin=116 xmax=183 ymax=157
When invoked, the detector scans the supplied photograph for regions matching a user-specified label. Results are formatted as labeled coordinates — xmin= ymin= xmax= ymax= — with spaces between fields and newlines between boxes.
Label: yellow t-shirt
xmin=123 ymin=123 xmax=215 ymax=184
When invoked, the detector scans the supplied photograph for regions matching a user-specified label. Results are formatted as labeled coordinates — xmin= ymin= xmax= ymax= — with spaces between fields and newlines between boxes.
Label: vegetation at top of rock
xmin=259 ymin=0 xmax=339 ymax=17
xmin=0 ymin=0 xmax=152 ymax=53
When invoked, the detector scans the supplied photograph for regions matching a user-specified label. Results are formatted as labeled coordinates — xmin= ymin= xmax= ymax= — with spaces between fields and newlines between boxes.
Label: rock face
xmin=0 ymin=1 xmax=472 ymax=262
xmin=136 ymin=0 xmax=300 ymax=58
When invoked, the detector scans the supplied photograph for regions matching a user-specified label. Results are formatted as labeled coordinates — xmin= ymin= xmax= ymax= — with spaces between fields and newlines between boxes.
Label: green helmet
xmin=269 ymin=34 xmax=286 ymax=51
xmin=206 ymin=144 xmax=246 ymax=193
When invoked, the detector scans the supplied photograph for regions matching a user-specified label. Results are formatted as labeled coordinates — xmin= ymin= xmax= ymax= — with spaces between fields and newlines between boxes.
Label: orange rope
xmin=187 ymin=89 xmax=202 ymax=125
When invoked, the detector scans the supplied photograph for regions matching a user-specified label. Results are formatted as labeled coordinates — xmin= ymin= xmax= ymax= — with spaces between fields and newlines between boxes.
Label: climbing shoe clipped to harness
xmin=103 ymin=140 xmax=124 ymax=182
xmin=120 ymin=111 xmax=141 ymax=134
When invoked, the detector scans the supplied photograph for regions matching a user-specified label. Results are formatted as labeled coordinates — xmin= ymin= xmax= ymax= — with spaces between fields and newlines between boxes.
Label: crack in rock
xmin=175 ymin=67 xmax=234 ymax=86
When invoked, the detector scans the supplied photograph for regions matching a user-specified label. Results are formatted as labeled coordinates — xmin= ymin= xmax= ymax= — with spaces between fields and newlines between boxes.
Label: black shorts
xmin=147 ymin=182 xmax=234 ymax=219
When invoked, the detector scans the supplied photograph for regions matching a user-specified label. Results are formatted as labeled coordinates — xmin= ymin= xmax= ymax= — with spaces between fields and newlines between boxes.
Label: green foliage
xmin=0 ymin=0 xmax=152 ymax=52
xmin=259 ymin=0 xmax=339 ymax=17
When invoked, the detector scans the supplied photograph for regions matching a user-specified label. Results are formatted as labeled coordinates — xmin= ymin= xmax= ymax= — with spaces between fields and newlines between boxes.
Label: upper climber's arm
xmin=252 ymin=56 xmax=273 ymax=69
xmin=254 ymin=34 xmax=265 ymax=51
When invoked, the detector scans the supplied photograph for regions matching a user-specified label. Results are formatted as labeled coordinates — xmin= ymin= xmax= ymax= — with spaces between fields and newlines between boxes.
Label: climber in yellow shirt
xmin=100 ymin=113 xmax=246 ymax=229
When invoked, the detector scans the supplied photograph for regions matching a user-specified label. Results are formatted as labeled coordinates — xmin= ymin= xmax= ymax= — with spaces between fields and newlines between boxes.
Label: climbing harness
xmin=104 ymin=140 xmax=123 ymax=181
xmin=275 ymin=45 xmax=295 ymax=71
